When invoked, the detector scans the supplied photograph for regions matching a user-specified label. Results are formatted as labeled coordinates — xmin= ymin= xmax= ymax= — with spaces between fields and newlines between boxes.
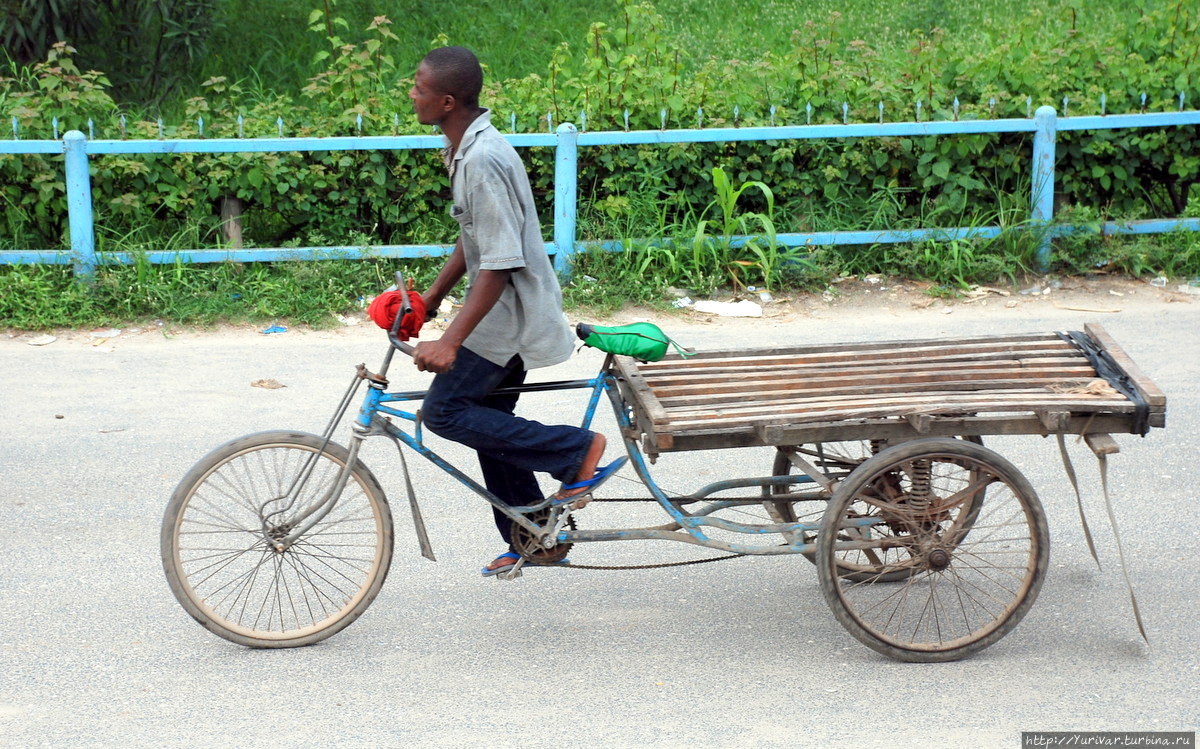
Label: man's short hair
xmin=421 ymin=46 xmax=483 ymax=108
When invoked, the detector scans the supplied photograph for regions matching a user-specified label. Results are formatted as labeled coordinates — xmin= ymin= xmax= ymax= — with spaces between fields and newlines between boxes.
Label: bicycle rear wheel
xmin=816 ymin=438 xmax=1048 ymax=662
xmin=161 ymin=431 xmax=393 ymax=648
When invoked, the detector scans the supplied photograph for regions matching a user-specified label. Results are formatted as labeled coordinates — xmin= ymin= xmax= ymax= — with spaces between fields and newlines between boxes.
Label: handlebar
xmin=387 ymin=270 xmax=416 ymax=357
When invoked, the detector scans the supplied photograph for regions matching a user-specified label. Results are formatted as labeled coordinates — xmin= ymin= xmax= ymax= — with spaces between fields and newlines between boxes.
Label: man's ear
xmin=440 ymin=94 xmax=456 ymax=113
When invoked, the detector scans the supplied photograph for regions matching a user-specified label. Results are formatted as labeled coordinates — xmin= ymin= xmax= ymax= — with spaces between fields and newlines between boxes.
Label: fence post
xmin=63 ymin=130 xmax=97 ymax=282
xmin=1031 ymin=106 xmax=1057 ymax=273
xmin=552 ymin=122 xmax=578 ymax=277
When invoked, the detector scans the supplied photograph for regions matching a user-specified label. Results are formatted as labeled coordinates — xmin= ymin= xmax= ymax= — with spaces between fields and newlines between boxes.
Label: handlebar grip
xmin=387 ymin=269 xmax=416 ymax=356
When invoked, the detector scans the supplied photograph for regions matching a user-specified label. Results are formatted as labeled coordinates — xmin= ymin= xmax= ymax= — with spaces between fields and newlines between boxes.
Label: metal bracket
xmin=355 ymin=362 xmax=388 ymax=386
xmin=547 ymin=507 xmax=577 ymax=545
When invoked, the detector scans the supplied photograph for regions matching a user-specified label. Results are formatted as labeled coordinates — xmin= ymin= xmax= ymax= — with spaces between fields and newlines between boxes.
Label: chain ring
xmin=512 ymin=508 xmax=575 ymax=564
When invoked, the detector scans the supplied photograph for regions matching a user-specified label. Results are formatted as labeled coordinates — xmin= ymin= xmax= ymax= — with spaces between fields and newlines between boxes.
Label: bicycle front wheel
xmin=161 ymin=431 xmax=394 ymax=648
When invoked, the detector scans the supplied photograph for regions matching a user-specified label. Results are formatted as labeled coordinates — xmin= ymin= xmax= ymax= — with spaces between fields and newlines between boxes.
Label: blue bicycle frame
xmin=351 ymin=358 xmax=833 ymax=557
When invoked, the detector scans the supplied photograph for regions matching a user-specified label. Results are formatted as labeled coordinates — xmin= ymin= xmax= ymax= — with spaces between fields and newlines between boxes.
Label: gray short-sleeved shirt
xmin=445 ymin=111 xmax=574 ymax=369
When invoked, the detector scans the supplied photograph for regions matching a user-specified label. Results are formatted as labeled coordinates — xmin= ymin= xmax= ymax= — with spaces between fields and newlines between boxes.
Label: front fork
xmin=271 ymin=430 xmax=368 ymax=551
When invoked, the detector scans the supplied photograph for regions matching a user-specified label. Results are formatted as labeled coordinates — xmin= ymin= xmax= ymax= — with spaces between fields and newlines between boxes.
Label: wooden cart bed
xmin=612 ymin=323 xmax=1166 ymax=455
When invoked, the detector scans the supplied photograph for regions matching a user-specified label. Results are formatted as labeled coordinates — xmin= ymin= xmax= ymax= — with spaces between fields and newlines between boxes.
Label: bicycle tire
xmin=161 ymin=431 xmax=394 ymax=648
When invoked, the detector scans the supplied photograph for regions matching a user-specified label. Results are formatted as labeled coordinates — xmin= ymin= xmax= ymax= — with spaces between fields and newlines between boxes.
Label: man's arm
xmin=420 ymin=237 xmax=466 ymax=319
xmin=413 ymin=265 xmax=511 ymax=374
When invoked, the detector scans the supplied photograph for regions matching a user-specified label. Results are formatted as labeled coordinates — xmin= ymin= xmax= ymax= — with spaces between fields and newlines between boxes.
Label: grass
xmin=3 ymin=222 xmax=1199 ymax=330
xmin=193 ymin=0 xmax=1132 ymax=107
xmin=0 ymin=254 xmax=447 ymax=330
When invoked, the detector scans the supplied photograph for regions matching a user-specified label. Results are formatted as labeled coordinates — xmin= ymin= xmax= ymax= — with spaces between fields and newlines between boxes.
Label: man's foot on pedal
xmin=480 ymin=551 xmax=570 ymax=577
xmin=552 ymin=433 xmax=627 ymax=506
xmin=481 ymin=551 xmax=520 ymax=577
xmin=555 ymin=433 xmax=606 ymax=501
xmin=550 ymin=457 xmax=626 ymax=505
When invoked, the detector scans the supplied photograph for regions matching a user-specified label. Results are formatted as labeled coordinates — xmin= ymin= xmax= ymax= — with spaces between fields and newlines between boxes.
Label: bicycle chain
xmin=556 ymin=553 xmax=746 ymax=571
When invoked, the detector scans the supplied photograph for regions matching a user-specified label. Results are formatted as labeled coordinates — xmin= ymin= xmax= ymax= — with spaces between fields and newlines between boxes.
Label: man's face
xmin=408 ymin=63 xmax=450 ymax=126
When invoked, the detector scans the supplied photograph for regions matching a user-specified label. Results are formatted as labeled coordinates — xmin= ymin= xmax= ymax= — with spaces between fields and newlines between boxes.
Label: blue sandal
xmin=481 ymin=551 xmax=521 ymax=577
xmin=480 ymin=551 xmax=570 ymax=577
xmin=551 ymin=457 xmax=628 ymax=506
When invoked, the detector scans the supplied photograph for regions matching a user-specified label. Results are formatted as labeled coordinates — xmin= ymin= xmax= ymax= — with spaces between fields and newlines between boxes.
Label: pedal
xmin=556 ymin=494 xmax=592 ymax=512
xmin=496 ymin=557 xmax=527 ymax=581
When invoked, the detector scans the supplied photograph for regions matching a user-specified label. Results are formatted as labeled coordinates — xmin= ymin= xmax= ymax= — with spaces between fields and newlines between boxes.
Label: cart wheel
xmin=816 ymin=438 xmax=1048 ymax=662
xmin=161 ymin=431 xmax=394 ymax=648
xmin=766 ymin=438 xmax=984 ymax=582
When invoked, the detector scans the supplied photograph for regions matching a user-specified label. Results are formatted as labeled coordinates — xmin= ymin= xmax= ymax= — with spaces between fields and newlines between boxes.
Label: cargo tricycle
xmin=161 ymin=274 xmax=1164 ymax=662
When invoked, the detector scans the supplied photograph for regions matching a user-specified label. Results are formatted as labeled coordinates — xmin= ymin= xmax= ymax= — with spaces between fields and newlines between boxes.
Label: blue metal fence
xmin=2 ymin=106 xmax=1198 ymax=281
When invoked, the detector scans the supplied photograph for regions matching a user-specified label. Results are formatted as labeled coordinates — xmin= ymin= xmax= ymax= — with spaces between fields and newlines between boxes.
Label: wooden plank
xmin=614 ymin=354 xmax=673 ymax=455
xmin=639 ymin=331 xmax=1063 ymax=364
xmin=635 ymin=338 xmax=1077 ymax=373
xmin=637 ymin=355 xmax=1091 ymax=389
xmin=748 ymin=413 xmax=1152 ymax=447
xmin=1084 ymin=433 xmax=1120 ymax=456
xmin=637 ymin=343 xmax=1080 ymax=373
xmin=659 ymin=388 xmax=1131 ymax=416
xmin=660 ymin=394 xmax=1133 ymax=430
xmin=904 ymin=413 xmax=932 ymax=433
xmin=622 ymin=412 xmax=1155 ymax=453
xmin=678 ymin=390 xmax=1132 ymax=417
xmin=1037 ymin=410 xmax=1071 ymax=432
xmin=1083 ymin=323 xmax=1167 ymax=408
xmin=649 ymin=366 xmax=1100 ymax=400
xmin=630 ymin=413 xmax=1145 ymax=454
xmin=654 ymin=377 xmax=1113 ymax=408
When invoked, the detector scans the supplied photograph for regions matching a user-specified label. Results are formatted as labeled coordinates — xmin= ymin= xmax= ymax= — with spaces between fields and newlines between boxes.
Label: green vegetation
xmin=0 ymin=254 xmax=447 ymax=329
xmin=1 ymin=0 xmax=1199 ymax=329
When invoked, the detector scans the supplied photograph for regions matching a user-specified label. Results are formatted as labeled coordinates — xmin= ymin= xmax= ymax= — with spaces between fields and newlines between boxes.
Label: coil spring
xmin=907 ymin=458 xmax=933 ymax=511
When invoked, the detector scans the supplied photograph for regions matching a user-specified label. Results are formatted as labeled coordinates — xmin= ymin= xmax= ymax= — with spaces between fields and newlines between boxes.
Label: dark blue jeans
xmin=422 ymin=346 xmax=594 ymax=549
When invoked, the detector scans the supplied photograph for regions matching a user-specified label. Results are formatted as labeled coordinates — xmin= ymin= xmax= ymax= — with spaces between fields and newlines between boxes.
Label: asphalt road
xmin=2 ymin=284 xmax=1198 ymax=748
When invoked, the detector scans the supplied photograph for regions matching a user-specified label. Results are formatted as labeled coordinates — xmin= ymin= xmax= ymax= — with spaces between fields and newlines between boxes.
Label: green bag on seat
xmin=575 ymin=322 xmax=692 ymax=362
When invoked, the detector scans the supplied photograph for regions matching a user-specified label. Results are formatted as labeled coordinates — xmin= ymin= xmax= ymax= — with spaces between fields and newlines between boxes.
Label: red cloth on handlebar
xmin=367 ymin=290 xmax=426 ymax=340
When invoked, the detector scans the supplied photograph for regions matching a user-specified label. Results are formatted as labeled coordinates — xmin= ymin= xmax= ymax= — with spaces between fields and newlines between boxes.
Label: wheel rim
xmin=170 ymin=441 xmax=387 ymax=642
xmin=826 ymin=448 xmax=1043 ymax=654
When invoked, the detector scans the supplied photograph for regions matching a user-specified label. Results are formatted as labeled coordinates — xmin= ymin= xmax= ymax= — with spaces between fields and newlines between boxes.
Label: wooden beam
xmin=1084 ymin=433 xmax=1121 ymax=456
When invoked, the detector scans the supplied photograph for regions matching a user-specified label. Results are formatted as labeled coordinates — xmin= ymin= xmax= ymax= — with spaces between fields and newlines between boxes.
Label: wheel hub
xmin=266 ymin=523 xmax=293 ymax=552
xmin=926 ymin=547 xmax=952 ymax=570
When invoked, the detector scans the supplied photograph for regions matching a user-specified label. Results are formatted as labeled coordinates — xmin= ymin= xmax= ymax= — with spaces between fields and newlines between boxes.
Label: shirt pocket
xmin=449 ymin=203 xmax=472 ymax=231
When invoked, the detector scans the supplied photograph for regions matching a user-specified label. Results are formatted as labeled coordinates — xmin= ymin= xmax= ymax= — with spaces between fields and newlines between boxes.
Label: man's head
xmin=409 ymin=46 xmax=483 ymax=126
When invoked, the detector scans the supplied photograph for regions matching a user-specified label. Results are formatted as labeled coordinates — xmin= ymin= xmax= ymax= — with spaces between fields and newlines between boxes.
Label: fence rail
xmin=2 ymin=107 xmax=1198 ymax=281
